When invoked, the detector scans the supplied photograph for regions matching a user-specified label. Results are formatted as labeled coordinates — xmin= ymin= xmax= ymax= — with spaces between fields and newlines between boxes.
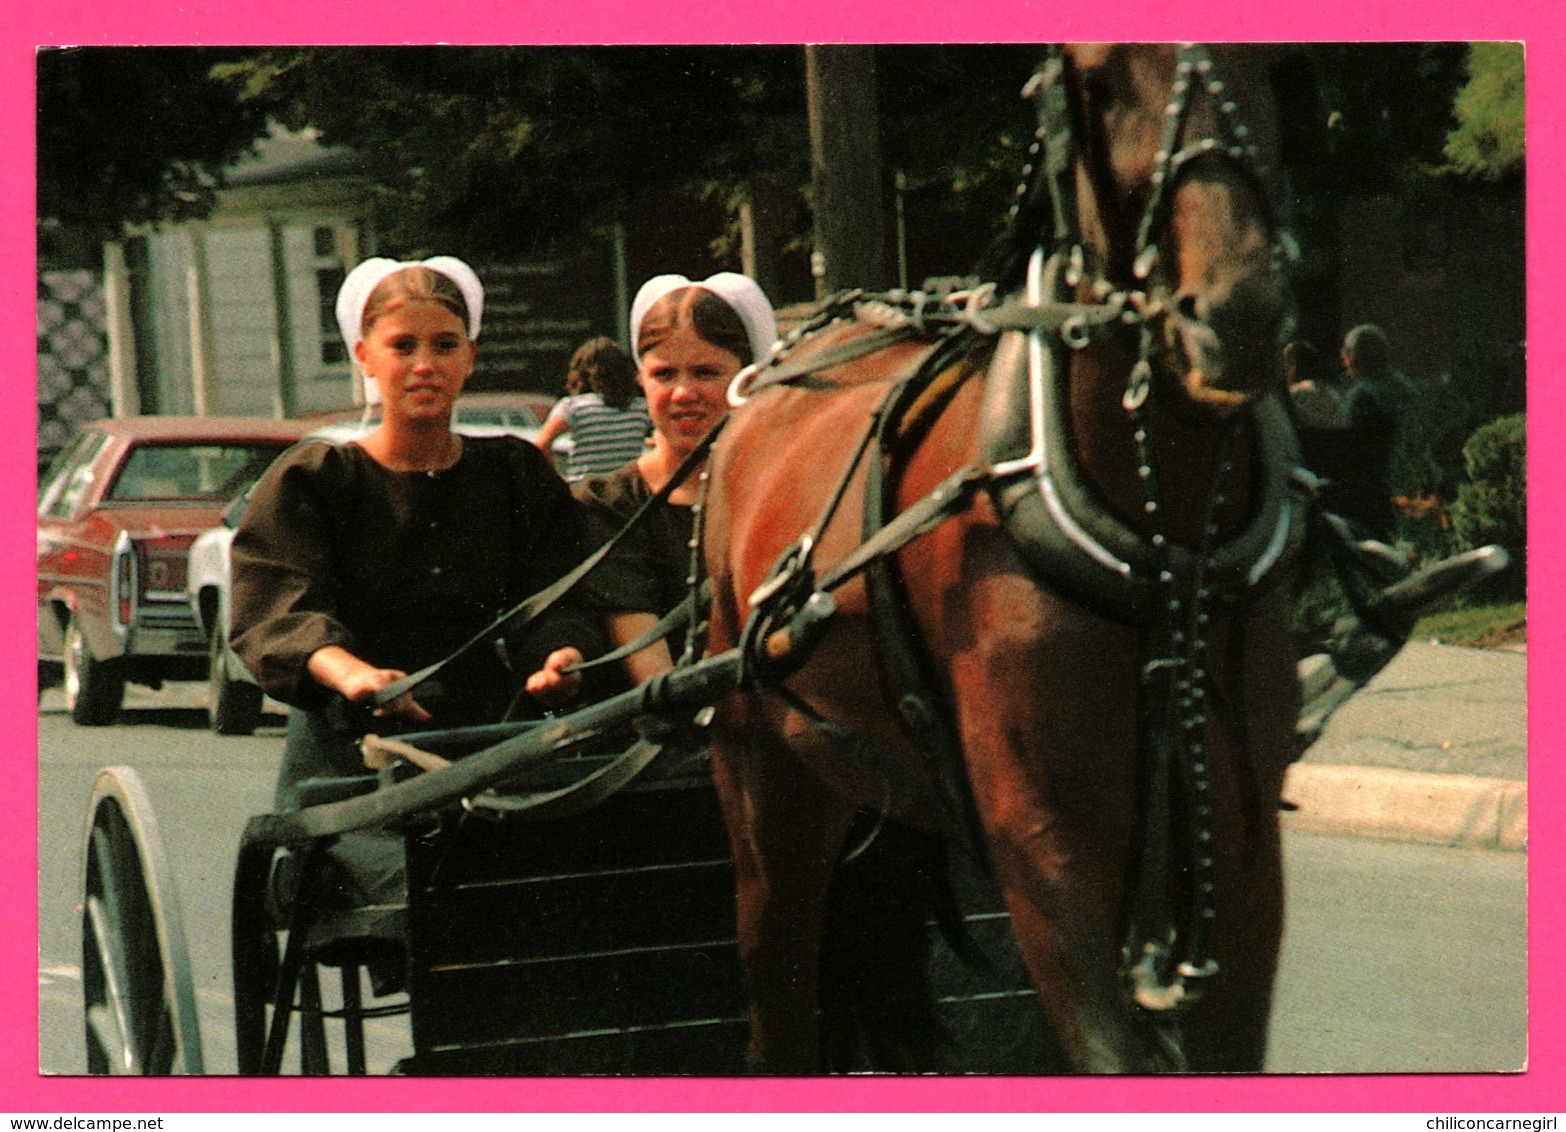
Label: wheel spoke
xmin=147 ymin=999 xmax=179 ymax=1074
xmin=83 ymin=895 xmax=140 ymax=1073
xmin=84 ymin=1004 xmax=131 ymax=1076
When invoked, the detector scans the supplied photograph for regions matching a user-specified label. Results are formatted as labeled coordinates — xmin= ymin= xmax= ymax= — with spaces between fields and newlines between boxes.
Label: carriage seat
xmin=268 ymin=774 xmax=410 ymax=996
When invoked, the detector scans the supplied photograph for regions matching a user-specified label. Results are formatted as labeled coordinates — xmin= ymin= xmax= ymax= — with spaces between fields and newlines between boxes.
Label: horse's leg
xmin=710 ymin=704 xmax=858 ymax=1075
xmin=907 ymin=517 xmax=1179 ymax=1072
xmin=1177 ymin=814 xmax=1282 ymax=1071
xmin=919 ymin=513 xmax=1295 ymax=1072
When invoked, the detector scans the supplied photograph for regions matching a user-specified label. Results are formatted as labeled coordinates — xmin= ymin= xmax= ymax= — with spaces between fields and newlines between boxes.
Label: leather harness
xmin=723 ymin=44 xmax=1309 ymax=1016
xmin=370 ymin=44 xmax=1310 ymax=1020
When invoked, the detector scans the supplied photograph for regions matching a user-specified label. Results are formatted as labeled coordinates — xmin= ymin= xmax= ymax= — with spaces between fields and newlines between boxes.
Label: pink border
xmin=9 ymin=0 xmax=1556 ymax=1114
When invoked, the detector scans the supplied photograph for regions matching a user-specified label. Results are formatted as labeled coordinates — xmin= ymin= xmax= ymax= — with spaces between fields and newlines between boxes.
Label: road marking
xmin=40 ymin=964 xmax=81 ymax=985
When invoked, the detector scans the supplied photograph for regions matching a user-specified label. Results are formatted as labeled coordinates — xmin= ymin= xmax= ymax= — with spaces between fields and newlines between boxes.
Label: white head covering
xmin=334 ymin=255 xmax=485 ymax=351
xmin=629 ymin=272 xmax=777 ymax=366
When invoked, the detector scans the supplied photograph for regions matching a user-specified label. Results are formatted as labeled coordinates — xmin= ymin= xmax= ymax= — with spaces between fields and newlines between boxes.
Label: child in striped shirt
xmin=535 ymin=336 xmax=651 ymax=479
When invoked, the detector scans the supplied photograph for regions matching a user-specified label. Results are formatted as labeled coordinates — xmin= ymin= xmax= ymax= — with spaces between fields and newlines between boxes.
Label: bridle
xmin=730 ymin=45 xmax=1309 ymax=1026
xmin=983 ymin=43 xmax=1307 ymax=1020
xmin=1004 ymin=43 xmax=1297 ymax=402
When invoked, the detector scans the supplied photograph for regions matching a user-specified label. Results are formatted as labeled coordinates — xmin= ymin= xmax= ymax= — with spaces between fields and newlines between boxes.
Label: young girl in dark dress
xmin=232 ymin=256 xmax=597 ymax=812
xmin=524 ymin=272 xmax=776 ymax=702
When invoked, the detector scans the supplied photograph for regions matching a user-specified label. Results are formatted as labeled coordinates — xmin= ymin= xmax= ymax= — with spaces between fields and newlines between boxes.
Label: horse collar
xmin=978 ymin=252 xmax=1309 ymax=627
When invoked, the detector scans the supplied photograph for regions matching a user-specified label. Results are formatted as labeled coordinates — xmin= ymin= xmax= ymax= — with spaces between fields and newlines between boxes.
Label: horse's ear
xmin=1065 ymin=43 xmax=1115 ymax=76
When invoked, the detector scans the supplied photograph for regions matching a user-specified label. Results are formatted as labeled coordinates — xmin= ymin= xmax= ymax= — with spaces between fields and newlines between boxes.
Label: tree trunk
xmin=805 ymin=45 xmax=889 ymax=298
xmin=740 ymin=177 xmax=793 ymax=304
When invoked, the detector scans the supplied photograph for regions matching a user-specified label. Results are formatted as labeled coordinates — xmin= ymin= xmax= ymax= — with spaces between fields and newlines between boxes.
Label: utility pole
xmin=804 ymin=45 xmax=889 ymax=299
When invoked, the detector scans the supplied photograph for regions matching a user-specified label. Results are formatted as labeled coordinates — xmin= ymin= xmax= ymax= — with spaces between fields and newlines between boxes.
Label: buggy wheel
xmin=81 ymin=767 xmax=204 ymax=1074
xmin=64 ymin=614 xmax=124 ymax=726
xmin=208 ymin=617 xmax=262 ymax=735
xmin=229 ymin=843 xmax=280 ymax=1074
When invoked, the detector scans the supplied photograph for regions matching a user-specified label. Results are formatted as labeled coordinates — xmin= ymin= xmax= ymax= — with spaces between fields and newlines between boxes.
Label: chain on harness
xmin=994 ymin=44 xmax=1305 ymax=1014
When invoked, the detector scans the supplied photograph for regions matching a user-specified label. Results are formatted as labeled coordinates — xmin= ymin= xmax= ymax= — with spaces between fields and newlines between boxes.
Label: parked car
xmin=38 ymin=416 xmax=313 ymax=725
xmin=456 ymin=390 xmax=557 ymax=432
xmin=299 ymin=389 xmax=552 ymax=439
xmin=187 ymin=394 xmax=556 ymax=735
xmin=185 ymin=488 xmax=265 ymax=734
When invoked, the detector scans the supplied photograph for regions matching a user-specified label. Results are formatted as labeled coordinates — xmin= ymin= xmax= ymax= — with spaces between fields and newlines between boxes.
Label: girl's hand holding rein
xmin=307 ymin=644 xmax=433 ymax=722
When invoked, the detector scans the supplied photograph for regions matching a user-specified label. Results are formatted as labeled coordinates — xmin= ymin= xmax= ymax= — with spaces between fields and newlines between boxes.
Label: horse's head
xmin=1061 ymin=43 xmax=1290 ymax=413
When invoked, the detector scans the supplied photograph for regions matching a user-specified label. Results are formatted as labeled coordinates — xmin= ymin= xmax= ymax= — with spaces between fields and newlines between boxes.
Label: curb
xmin=1281 ymin=763 xmax=1527 ymax=852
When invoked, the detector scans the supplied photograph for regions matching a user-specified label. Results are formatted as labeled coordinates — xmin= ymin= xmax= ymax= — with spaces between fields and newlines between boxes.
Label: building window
xmin=313 ymin=226 xmax=348 ymax=365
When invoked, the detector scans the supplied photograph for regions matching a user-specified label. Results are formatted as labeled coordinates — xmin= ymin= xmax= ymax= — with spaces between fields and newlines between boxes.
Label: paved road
xmin=1268 ymin=831 xmax=1525 ymax=1073
xmin=37 ymin=656 xmax=1527 ymax=1077
xmin=38 ymin=684 xmax=410 ymax=1075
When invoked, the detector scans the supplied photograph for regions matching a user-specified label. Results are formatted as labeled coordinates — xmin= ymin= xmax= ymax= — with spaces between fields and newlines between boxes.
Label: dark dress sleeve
xmin=230 ymin=442 xmax=355 ymax=710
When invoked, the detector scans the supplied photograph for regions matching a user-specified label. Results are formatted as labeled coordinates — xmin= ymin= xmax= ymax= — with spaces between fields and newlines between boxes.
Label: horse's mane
xmin=975 ymin=51 xmax=1061 ymax=294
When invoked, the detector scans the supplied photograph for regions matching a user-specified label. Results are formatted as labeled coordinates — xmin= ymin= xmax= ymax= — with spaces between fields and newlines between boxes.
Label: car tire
xmin=208 ymin=620 xmax=262 ymax=736
xmin=64 ymin=614 xmax=125 ymax=726
xmin=38 ymin=660 xmax=63 ymax=700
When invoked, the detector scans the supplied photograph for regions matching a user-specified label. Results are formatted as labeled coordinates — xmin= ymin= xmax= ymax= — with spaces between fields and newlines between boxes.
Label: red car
xmin=37 ymin=416 xmax=312 ymax=725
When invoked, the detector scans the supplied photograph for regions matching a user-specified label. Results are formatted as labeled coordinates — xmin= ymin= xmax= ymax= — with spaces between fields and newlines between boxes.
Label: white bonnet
xmin=629 ymin=272 xmax=777 ymax=366
xmin=334 ymin=256 xmax=485 ymax=351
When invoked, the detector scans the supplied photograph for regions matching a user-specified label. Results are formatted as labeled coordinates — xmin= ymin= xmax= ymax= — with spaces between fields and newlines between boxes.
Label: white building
xmin=102 ymin=125 xmax=373 ymax=420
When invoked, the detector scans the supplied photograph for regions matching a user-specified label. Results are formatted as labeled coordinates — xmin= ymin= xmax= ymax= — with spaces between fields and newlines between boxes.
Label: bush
xmin=1450 ymin=412 xmax=1525 ymax=599
xmin=1384 ymin=348 xmax=1525 ymax=560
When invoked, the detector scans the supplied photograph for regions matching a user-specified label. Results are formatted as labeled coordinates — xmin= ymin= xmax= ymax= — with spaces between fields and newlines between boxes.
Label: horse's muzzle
xmin=1166 ymin=272 xmax=1285 ymax=412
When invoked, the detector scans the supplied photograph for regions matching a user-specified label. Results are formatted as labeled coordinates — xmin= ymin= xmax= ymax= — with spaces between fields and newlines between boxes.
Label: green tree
xmin=1307 ymin=43 xmax=1472 ymax=191
xmin=37 ymin=47 xmax=272 ymax=242
xmin=1453 ymin=413 xmax=1525 ymax=548
xmin=40 ymin=44 xmax=1516 ymax=287
xmin=1443 ymin=42 xmax=1524 ymax=180
xmin=213 ymin=46 xmax=811 ymax=259
xmin=1451 ymin=413 xmax=1526 ymax=600
xmin=213 ymin=45 xmax=1041 ymax=267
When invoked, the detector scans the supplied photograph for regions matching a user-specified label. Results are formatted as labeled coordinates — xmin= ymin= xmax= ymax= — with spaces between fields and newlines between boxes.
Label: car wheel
xmin=64 ymin=614 xmax=125 ymax=726
xmin=208 ymin=619 xmax=261 ymax=736
xmin=38 ymin=660 xmax=63 ymax=700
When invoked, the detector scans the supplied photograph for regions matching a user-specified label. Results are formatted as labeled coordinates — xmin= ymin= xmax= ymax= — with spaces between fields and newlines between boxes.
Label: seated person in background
xmin=1333 ymin=323 xmax=1410 ymax=544
xmin=533 ymin=336 xmax=652 ymax=481
xmin=1286 ymin=338 xmax=1343 ymax=431
xmin=1286 ymin=338 xmax=1353 ymax=503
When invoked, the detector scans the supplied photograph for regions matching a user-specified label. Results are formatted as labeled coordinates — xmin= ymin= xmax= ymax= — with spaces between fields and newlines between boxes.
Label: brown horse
xmin=702 ymin=44 xmax=1304 ymax=1073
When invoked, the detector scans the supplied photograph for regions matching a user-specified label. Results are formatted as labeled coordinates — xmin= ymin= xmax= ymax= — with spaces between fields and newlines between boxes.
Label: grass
xmin=1410 ymin=601 xmax=1527 ymax=649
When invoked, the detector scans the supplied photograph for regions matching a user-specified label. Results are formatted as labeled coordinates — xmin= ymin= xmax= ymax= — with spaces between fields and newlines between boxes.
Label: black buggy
xmin=81 ymin=650 xmax=1049 ymax=1075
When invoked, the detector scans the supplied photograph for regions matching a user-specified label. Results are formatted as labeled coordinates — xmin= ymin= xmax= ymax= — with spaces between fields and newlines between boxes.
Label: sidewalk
xmin=1282 ymin=638 xmax=1527 ymax=851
